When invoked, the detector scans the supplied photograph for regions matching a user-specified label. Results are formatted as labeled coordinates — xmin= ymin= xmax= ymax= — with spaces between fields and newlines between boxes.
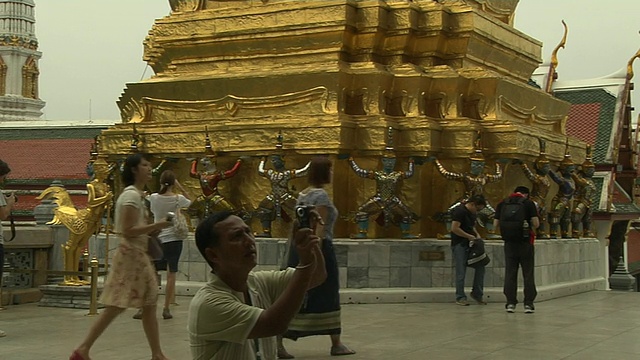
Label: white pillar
xmin=594 ymin=219 xmax=611 ymax=290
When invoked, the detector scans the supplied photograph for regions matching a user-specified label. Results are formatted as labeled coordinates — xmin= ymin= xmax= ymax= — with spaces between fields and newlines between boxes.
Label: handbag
xmin=173 ymin=195 xmax=189 ymax=240
xmin=147 ymin=233 xmax=164 ymax=260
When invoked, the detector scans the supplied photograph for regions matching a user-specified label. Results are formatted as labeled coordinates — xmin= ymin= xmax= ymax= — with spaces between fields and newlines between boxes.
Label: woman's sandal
xmin=69 ymin=350 xmax=90 ymax=360
xmin=162 ymin=308 xmax=173 ymax=320
xmin=277 ymin=347 xmax=295 ymax=359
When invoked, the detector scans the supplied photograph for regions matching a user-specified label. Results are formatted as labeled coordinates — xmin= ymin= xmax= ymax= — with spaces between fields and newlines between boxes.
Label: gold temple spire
xmin=582 ymin=144 xmax=595 ymax=169
xmin=383 ymin=126 xmax=396 ymax=158
xmin=560 ymin=139 xmax=573 ymax=168
xmin=470 ymin=130 xmax=484 ymax=161
xmin=204 ymin=126 xmax=216 ymax=157
xmin=275 ymin=130 xmax=284 ymax=152
xmin=545 ymin=20 xmax=568 ymax=93
xmin=130 ymin=123 xmax=140 ymax=153
xmin=625 ymin=48 xmax=640 ymax=81
xmin=535 ymin=138 xmax=549 ymax=167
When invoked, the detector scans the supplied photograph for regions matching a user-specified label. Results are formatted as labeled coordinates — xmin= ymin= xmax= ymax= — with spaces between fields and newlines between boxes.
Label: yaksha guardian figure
xmin=256 ymin=131 xmax=310 ymax=238
xmin=515 ymin=139 xmax=552 ymax=238
xmin=548 ymin=147 xmax=576 ymax=239
xmin=188 ymin=129 xmax=243 ymax=221
xmin=435 ymin=133 xmax=501 ymax=236
xmin=349 ymin=127 xmax=419 ymax=239
xmin=571 ymin=145 xmax=596 ymax=238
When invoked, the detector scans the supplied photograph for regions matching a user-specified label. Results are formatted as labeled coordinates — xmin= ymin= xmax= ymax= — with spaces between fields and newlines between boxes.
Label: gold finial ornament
xmin=534 ymin=138 xmax=550 ymax=168
xmin=275 ymin=130 xmax=284 ymax=153
xmin=90 ymin=136 xmax=99 ymax=160
xmin=470 ymin=131 xmax=484 ymax=161
xmin=582 ymin=144 xmax=595 ymax=169
xmin=545 ymin=20 xmax=568 ymax=93
xmin=560 ymin=139 xmax=574 ymax=169
xmin=383 ymin=126 xmax=396 ymax=158
xmin=130 ymin=123 xmax=140 ymax=153
xmin=204 ymin=126 xmax=216 ymax=158
xmin=625 ymin=48 xmax=640 ymax=81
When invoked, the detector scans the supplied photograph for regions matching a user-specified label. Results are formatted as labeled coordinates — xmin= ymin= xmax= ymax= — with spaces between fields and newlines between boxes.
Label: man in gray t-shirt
xmin=0 ymin=158 xmax=16 ymax=338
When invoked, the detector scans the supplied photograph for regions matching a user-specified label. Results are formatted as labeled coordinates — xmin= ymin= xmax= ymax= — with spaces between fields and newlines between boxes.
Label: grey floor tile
xmin=3 ymin=291 xmax=640 ymax=359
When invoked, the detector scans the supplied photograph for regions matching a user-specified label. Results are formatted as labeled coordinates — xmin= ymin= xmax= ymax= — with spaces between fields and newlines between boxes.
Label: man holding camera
xmin=188 ymin=210 xmax=327 ymax=360
xmin=0 ymin=159 xmax=16 ymax=338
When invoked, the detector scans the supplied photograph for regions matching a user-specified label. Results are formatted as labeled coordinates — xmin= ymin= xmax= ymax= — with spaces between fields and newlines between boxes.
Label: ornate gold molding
xmin=0 ymin=35 xmax=38 ymax=50
xmin=169 ymin=0 xmax=205 ymax=12
xmin=21 ymin=56 xmax=38 ymax=99
xmin=420 ymin=92 xmax=450 ymax=119
xmin=0 ymin=56 xmax=6 ymax=96
xmin=497 ymin=95 xmax=566 ymax=132
xmin=467 ymin=0 xmax=518 ymax=24
xmin=120 ymin=86 xmax=330 ymax=123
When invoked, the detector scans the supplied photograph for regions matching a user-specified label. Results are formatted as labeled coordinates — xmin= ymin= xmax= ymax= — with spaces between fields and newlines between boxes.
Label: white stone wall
xmin=93 ymin=236 xmax=604 ymax=290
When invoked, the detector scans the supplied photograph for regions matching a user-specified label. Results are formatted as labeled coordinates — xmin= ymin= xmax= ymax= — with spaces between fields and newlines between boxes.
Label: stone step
xmin=157 ymin=277 xmax=603 ymax=304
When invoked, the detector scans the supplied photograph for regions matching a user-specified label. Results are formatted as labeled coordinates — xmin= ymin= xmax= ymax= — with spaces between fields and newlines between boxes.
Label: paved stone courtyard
xmin=2 ymin=291 xmax=640 ymax=359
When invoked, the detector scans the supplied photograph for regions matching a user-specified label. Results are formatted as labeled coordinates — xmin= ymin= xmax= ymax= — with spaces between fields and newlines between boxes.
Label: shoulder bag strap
xmin=8 ymin=214 xmax=16 ymax=242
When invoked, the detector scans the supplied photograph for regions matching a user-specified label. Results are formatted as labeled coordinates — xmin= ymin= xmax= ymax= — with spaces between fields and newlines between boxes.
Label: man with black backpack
xmin=494 ymin=186 xmax=539 ymax=314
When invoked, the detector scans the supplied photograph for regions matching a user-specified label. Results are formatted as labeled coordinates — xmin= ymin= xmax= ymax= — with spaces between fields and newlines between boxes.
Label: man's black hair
xmin=514 ymin=186 xmax=530 ymax=195
xmin=195 ymin=211 xmax=234 ymax=269
xmin=468 ymin=194 xmax=487 ymax=206
xmin=0 ymin=159 xmax=11 ymax=177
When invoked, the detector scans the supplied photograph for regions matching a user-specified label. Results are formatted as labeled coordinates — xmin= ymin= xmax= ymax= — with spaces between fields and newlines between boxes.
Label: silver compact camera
xmin=166 ymin=211 xmax=175 ymax=223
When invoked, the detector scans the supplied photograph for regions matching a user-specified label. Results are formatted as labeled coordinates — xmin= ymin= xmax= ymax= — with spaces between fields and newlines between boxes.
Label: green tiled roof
xmin=591 ymin=175 xmax=605 ymax=211
xmin=0 ymin=127 xmax=103 ymax=140
xmin=555 ymin=88 xmax=617 ymax=164
xmin=613 ymin=203 xmax=640 ymax=214
xmin=612 ymin=181 xmax=640 ymax=214
xmin=629 ymin=260 xmax=640 ymax=275
xmin=527 ymin=78 xmax=541 ymax=89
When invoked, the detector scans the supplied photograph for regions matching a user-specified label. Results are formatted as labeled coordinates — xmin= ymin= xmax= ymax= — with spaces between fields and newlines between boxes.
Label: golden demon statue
xmin=348 ymin=127 xmax=418 ymax=239
xmin=188 ymin=128 xmax=243 ymax=221
xmin=548 ymin=145 xmax=576 ymax=239
xmin=514 ymin=139 xmax=552 ymax=238
xmin=37 ymin=158 xmax=114 ymax=286
xmin=571 ymin=144 xmax=596 ymax=238
xmin=256 ymin=131 xmax=310 ymax=238
xmin=434 ymin=132 xmax=502 ymax=237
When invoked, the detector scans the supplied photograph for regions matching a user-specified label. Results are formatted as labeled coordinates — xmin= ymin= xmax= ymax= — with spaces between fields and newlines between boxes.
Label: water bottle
xmin=523 ymin=220 xmax=530 ymax=239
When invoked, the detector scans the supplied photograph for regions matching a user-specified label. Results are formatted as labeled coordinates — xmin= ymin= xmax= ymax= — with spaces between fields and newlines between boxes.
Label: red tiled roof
xmin=14 ymin=193 xmax=89 ymax=212
xmin=612 ymin=182 xmax=632 ymax=204
xmin=565 ymin=103 xmax=601 ymax=145
xmin=0 ymin=139 xmax=92 ymax=180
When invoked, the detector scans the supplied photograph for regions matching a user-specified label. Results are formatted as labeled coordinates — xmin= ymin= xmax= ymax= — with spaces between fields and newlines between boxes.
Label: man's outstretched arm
xmin=247 ymin=228 xmax=326 ymax=338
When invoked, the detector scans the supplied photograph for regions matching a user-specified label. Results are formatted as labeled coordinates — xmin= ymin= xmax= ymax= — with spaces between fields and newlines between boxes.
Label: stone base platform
xmin=1 ymin=288 xmax=42 ymax=306
xmin=38 ymin=284 xmax=104 ymax=309
xmin=94 ymin=236 xmax=607 ymax=303
xmin=163 ymin=277 xmax=603 ymax=304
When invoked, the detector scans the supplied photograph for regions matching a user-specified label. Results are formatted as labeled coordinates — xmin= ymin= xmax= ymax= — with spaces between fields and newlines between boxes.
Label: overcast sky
xmin=35 ymin=0 xmax=639 ymax=122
